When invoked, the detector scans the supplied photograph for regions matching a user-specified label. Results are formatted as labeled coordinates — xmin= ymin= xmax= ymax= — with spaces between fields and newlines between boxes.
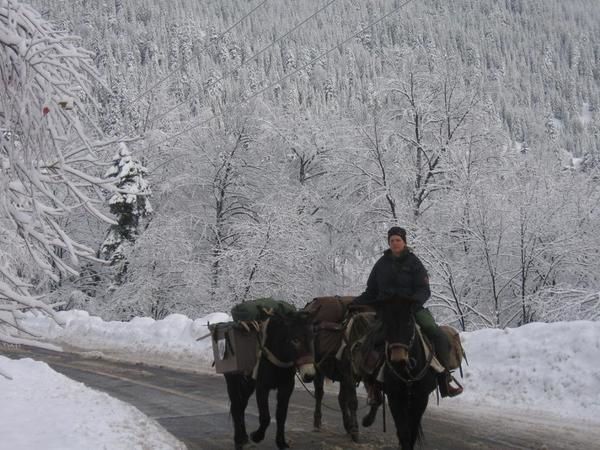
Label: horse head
xmin=380 ymin=298 xmax=418 ymax=369
xmin=268 ymin=309 xmax=316 ymax=383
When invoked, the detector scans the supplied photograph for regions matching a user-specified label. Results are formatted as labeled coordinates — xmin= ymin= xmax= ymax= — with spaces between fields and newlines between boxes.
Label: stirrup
xmin=446 ymin=375 xmax=463 ymax=397
xmin=439 ymin=373 xmax=463 ymax=398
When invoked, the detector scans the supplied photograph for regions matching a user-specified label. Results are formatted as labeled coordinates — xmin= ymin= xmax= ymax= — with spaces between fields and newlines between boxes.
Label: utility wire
xmin=141 ymin=0 xmax=417 ymax=154
xmin=150 ymin=0 xmax=338 ymax=125
xmin=125 ymin=0 xmax=268 ymax=109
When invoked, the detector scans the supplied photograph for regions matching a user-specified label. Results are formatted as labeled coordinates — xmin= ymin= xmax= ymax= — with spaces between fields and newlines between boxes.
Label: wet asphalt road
xmin=2 ymin=346 xmax=598 ymax=450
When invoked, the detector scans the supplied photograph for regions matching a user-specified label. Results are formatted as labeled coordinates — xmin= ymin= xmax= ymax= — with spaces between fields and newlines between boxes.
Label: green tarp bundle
xmin=231 ymin=297 xmax=296 ymax=322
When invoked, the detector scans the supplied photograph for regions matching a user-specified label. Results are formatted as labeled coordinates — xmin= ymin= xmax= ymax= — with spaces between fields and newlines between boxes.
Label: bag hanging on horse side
xmin=304 ymin=296 xmax=355 ymax=323
xmin=439 ymin=325 xmax=465 ymax=370
xmin=304 ymin=296 xmax=354 ymax=356
xmin=209 ymin=322 xmax=258 ymax=374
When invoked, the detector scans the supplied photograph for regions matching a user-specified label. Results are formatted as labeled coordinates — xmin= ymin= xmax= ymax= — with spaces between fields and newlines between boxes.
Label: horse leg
xmin=338 ymin=381 xmax=351 ymax=433
xmin=408 ymin=392 xmax=429 ymax=449
xmin=361 ymin=404 xmax=380 ymax=427
xmin=225 ymin=373 xmax=255 ymax=450
xmin=361 ymin=380 xmax=380 ymax=428
xmin=275 ymin=377 xmax=294 ymax=449
xmin=313 ymin=372 xmax=324 ymax=430
xmin=386 ymin=390 xmax=412 ymax=450
xmin=238 ymin=377 xmax=255 ymax=446
xmin=250 ymin=384 xmax=270 ymax=444
xmin=340 ymin=380 xmax=360 ymax=442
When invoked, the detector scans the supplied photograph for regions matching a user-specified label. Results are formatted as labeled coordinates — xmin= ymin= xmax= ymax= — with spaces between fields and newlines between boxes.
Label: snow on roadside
xmin=452 ymin=320 xmax=600 ymax=423
xmin=19 ymin=310 xmax=230 ymax=372
xmin=16 ymin=311 xmax=600 ymax=423
xmin=0 ymin=356 xmax=185 ymax=450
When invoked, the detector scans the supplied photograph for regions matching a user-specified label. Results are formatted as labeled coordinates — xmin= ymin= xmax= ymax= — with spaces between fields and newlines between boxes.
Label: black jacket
xmin=352 ymin=248 xmax=431 ymax=307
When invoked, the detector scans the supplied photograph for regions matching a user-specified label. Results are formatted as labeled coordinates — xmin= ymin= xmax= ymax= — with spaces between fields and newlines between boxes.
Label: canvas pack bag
xmin=439 ymin=325 xmax=465 ymax=370
xmin=304 ymin=296 xmax=354 ymax=355
xmin=231 ymin=297 xmax=296 ymax=322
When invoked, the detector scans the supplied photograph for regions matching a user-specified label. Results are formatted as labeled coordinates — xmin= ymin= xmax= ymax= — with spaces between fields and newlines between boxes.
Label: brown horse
xmin=224 ymin=309 xmax=316 ymax=450
xmin=305 ymin=297 xmax=376 ymax=443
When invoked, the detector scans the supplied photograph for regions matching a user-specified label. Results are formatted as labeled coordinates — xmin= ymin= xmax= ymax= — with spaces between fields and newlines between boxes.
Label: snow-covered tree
xmin=0 ymin=1 xmax=117 ymax=344
xmin=99 ymin=143 xmax=152 ymax=285
xmin=22 ymin=0 xmax=600 ymax=326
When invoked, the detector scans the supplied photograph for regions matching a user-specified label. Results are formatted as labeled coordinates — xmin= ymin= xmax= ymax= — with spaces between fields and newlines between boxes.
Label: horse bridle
xmin=384 ymin=316 xmax=433 ymax=385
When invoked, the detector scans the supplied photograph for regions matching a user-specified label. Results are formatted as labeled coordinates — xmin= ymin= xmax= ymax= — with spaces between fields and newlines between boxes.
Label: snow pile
xmin=456 ymin=320 xmax=600 ymax=422
xmin=0 ymin=356 xmax=185 ymax=450
xmin=19 ymin=310 xmax=230 ymax=371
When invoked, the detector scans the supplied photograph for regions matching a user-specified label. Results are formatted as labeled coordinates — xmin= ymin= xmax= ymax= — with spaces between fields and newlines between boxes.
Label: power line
xmin=141 ymin=0 xmax=417 ymax=154
xmin=150 ymin=0 xmax=338 ymax=125
xmin=125 ymin=0 xmax=268 ymax=109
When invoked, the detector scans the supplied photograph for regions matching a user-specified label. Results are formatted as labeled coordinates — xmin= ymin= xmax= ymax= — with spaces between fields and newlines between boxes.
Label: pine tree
xmin=100 ymin=144 xmax=152 ymax=284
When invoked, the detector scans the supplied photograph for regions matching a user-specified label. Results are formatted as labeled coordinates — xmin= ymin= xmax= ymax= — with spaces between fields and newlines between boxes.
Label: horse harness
xmin=384 ymin=318 xmax=434 ymax=386
xmin=239 ymin=318 xmax=295 ymax=379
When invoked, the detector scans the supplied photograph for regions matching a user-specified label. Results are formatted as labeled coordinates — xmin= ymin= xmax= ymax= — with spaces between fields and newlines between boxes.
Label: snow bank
xmin=17 ymin=311 xmax=600 ymax=422
xmin=0 ymin=356 xmax=185 ymax=450
xmin=19 ymin=310 xmax=230 ymax=372
xmin=455 ymin=320 xmax=600 ymax=423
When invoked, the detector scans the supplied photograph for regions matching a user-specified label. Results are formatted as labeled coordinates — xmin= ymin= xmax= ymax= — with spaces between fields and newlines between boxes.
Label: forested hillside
xmin=18 ymin=0 xmax=600 ymax=328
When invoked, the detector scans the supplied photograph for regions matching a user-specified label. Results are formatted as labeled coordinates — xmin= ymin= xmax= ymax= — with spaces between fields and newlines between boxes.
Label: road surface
xmin=2 ymin=345 xmax=597 ymax=450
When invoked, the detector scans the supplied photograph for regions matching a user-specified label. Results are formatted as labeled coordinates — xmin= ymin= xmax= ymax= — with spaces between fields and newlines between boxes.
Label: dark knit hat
xmin=387 ymin=226 xmax=407 ymax=243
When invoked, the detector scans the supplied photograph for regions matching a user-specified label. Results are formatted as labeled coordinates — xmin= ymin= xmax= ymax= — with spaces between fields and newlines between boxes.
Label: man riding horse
xmin=351 ymin=226 xmax=463 ymax=403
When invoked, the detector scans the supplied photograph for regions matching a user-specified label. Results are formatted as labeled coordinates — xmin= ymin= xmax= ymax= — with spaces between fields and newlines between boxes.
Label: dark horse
xmin=224 ymin=310 xmax=316 ymax=450
xmin=307 ymin=297 xmax=375 ymax=443
xmin=361 ymin=299 xmax=437 ymax=450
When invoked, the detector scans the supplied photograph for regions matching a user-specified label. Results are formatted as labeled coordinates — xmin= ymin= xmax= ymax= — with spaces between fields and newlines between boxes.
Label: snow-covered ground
xmin=20 ymin=310 xmax=230 ymax=372
xmin=451 ymin=321 xmax=600 ymax=423
xmin=5 ymin=311 xmax=600 ymax=449
xmin=0 ymin=356 xmax=185 ymax=450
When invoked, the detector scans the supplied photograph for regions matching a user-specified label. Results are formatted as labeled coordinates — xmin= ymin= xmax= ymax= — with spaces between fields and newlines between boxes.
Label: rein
xmin=294 ymin=372 xmax=371 ymax=412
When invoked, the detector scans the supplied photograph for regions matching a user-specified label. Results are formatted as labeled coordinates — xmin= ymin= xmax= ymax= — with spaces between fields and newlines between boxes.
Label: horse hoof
xmin=362 ymin=412 xmax=376 ymax=428
xmin=234 ymin=435 xmax=249 ymax=450
xmin=250 ymin=430 xmax=264 ymax=443
xmin=277 ymin=439 xmax=290 ymax=449
xmin=350 ymin=431 xmax=360 ymax=443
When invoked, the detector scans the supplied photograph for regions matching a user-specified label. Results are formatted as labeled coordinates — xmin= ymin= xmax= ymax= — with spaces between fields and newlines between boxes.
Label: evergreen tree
xmin=100 ymin=144 xmax=152 ymax=284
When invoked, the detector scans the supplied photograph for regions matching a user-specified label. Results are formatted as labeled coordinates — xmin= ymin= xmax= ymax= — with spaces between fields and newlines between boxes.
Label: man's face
xmin=389 ymin=235 xmax=406 ymax=254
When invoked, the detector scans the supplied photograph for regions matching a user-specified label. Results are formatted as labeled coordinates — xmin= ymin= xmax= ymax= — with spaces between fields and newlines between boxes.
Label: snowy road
xmin=2 ymin=346 xmax=598 ymax=450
